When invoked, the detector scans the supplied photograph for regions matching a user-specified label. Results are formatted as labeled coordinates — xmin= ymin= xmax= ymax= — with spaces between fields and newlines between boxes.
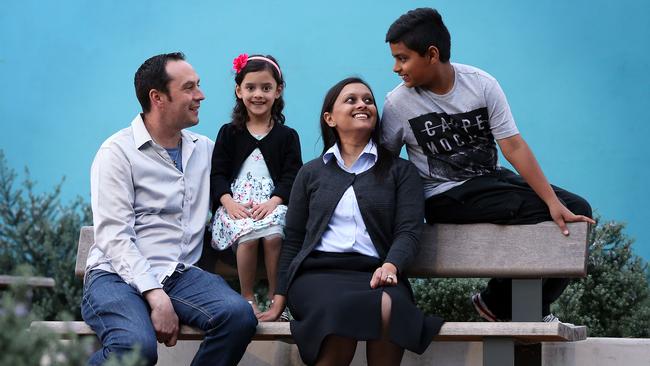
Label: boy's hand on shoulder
xmin=251 ymin=196 xmax=282 ymax=220
xmin=548 ymin=201 xmax=596 ymax=236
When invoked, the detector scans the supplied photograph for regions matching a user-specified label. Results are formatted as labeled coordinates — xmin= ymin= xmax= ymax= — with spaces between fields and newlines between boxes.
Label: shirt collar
xmin=322 ymin=140 xmax=378 ymax=165
xmin=132 ymin=114 xmax=153 ymax=149
xmin=132 ymin=113 xmax=199 ymax=149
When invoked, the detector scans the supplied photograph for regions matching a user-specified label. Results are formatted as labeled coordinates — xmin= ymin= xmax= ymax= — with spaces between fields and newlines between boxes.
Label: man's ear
xmin=427 ymin=46 xmax=440 ymax=64
xmin=149 ymin=89 xmax=165 ymax=108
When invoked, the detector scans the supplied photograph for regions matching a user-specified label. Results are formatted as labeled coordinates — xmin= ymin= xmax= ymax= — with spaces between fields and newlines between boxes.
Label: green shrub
xmin=411 ymin=277 xmax=487 ymax=321
xmin=0 ymin=150 xmax=91 ymax=320
xmin=412 ymin=220 xmax=650 ymax=337
xmin=0 ymin=284 xmax=144 ymax=366
xmin=554 ymin=220 xmax=650 ymax=337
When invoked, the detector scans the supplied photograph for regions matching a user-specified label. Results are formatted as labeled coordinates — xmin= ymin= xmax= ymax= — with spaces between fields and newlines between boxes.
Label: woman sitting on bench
xmin=257 ymin=77 xmax=443 ymax=365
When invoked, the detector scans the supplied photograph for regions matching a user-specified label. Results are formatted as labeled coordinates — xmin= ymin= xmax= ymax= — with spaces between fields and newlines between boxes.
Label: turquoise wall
xmin=1 ymin=1 xmax=648 ymax=256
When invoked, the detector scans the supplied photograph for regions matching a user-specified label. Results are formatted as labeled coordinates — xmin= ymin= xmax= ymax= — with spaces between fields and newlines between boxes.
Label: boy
xmin=381 ymin=8 xmax=595 ymax=322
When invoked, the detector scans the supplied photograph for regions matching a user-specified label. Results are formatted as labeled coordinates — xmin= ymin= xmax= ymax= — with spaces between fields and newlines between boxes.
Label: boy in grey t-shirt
xmin=381 ymin=8 xmax=595 ymax=322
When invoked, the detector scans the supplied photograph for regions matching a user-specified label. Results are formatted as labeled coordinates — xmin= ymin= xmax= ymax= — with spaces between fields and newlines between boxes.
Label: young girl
xmin=210 ymin=54 xmax=302 ymax=314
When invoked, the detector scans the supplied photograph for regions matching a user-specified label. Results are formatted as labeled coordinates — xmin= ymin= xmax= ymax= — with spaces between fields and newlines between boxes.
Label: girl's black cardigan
xmin=210 ymin=122 xmax=303 ymax=213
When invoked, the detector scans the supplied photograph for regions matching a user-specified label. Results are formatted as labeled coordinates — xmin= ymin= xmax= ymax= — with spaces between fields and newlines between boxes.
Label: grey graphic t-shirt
xmin=381 ymin=63 xmax=519 ymax=198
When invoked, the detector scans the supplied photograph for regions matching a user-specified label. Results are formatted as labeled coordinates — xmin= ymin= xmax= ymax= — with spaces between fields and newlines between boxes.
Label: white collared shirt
xmin=86 ymin=114 xmax=214 ymax=293
xmin=314 ymin=141 xmax=380 ymax=258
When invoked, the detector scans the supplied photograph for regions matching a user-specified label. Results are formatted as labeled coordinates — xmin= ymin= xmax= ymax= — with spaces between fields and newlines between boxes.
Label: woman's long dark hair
xmin=231 ymin=54 xmax=286 ymax=129
xmin=319 ymin=77 xmax=393 ymax=177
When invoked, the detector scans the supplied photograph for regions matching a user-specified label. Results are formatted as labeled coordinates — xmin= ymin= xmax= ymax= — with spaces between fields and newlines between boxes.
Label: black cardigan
xmin=276 ymin=156 xmax=424 ymax=295
xmin=210 ymin=122 xmax=303 ymax=213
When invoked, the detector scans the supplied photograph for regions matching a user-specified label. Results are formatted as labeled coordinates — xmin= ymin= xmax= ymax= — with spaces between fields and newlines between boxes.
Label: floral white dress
xmin=211 ymin=137 xmax=286 ymax=251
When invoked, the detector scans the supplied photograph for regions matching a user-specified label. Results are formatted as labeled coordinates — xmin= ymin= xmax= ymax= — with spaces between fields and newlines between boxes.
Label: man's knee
xmin=105 ymin=332 xmax=158 ymax=365
xmin=210 ymin=296 xmax=257 ymax=340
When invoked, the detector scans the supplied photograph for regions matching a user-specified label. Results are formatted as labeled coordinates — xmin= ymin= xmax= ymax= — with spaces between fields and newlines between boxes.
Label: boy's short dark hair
xmin=134 ymin=52 xmax=186 ymax=113
xmin=385 ymin=8 xmax=451 ymax=63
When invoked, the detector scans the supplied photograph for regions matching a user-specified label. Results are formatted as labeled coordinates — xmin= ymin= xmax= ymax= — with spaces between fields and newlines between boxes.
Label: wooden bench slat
xmin=75 ymin=222 xmax=590 ymax=279
xmin=0 ymin=275 xmax=56 ymax=288
xmin=30 ymin=321 xmax=587 ymax=343
xmin=408 ymin=222 xmax=589 ymax=278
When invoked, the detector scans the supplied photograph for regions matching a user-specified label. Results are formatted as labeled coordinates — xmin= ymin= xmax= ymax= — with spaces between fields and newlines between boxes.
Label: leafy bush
xmin=412 ymin=277 xmax=487 ymax=321
xmin=413 ymin=220 xmax=650 ymax=337
xmin=554 ymin=220 xmax=650 ymax=337
xmin=0 ymin=150 xmax=91 ymax=320
xmin=0 ymin=283 xmax=144 ymax=366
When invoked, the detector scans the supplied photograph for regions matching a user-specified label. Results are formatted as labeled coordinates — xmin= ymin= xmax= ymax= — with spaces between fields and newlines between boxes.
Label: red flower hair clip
xmin=233 ymin=53 xmax=248 ymax=73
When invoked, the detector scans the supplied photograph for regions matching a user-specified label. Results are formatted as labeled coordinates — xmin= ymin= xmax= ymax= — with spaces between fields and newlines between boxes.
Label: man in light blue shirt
xmin=82 ymin=52 xmax=257 ymax=366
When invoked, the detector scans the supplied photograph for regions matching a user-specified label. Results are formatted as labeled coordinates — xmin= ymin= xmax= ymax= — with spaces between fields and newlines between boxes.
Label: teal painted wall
xmin=1 ymin=1 xmax=648 ymax=256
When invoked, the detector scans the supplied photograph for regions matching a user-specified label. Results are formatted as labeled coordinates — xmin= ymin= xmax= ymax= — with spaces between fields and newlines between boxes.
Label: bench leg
xmin=483 ymin=337 xmax=514 ymax=366
xmin=512 ymin=279 xmax=543 ymax=366
xmin=511 ymin=279 xmax=542 ymax=321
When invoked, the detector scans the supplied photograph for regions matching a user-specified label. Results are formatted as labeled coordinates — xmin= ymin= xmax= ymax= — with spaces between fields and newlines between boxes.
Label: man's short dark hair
xmin=385 ymin=8 xmax=451 ymax=63
xmin=134 ymin=52 xmax=186 ymax=113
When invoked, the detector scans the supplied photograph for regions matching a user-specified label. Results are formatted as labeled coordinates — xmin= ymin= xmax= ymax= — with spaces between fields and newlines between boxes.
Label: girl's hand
xmin=221 ymin=195 xmax=252 ymax=220
xmin=547 ymin=200 xmax=596 ymax=236
xmin=257 ymin=295 xmax=286 ymax=322
xmin=251 ymin=196 xmax=282 ymax=220
xmin=370 ymin=262 xmax=399 ymax=288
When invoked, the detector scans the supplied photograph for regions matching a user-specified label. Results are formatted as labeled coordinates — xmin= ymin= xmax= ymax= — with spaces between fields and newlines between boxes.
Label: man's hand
xmin=251 ymin=196 xmax=282 ymax=220
xmin=370 ymin=262 xmax=399 ymax=288
xmin=548 ymin=200 xmax=596 ymax=236
xmin=144 ymin=289 xmax=179 ymax=347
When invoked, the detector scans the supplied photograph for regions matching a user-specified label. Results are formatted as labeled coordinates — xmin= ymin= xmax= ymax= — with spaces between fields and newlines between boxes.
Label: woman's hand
xmin=257 ymin=295 xmax=287 ymax=322
xmin=370 ymin=262 xmax=399 ymax=288
xmin=221 ymin=194 xmax=252 ymax=220
xmin=252 ymin=196 xmax=282 ymax=220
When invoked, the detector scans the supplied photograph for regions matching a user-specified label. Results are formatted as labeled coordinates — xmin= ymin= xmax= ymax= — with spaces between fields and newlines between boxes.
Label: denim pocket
xmin=83 ymin=269 xmax=113 ymax=292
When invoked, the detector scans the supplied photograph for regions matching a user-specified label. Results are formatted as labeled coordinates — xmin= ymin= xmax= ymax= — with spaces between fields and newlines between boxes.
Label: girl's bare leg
xmin=262 ymin=235 xmax=282 ymax=299
xmin=236 ymin=239 xmax=260 ymax=313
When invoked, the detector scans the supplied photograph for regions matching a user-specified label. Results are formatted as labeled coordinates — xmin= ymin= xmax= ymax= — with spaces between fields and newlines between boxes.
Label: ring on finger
xmin=386 ymin=274 xmax=395 ymax=282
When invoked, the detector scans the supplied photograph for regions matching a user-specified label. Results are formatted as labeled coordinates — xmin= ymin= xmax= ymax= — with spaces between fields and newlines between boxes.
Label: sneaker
xmin=471 ymin=293 xmax=499 ymax=322
xmin=279 ymin=308 xmax=291 ymax=322
xmin=542 ymin=313 xmax=560 ymax=323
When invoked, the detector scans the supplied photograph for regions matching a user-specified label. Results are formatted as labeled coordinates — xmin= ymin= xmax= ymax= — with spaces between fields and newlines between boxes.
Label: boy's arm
xmin=380 ymin=98 xmax=405 ymax=155
xmin=498 ymin=135 xmax=595 ymax=235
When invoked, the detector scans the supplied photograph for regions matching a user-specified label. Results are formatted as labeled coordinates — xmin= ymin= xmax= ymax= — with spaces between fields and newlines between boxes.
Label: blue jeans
xmin=81 ymin=266 xmax=257 ymax=366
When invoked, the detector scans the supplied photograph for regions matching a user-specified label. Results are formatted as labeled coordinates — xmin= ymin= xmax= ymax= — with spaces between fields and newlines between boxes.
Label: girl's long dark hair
xmin=231 ymin=54 xmax=285 ymax=129
xmin=319 ymin=77 xmax=393 ymax=177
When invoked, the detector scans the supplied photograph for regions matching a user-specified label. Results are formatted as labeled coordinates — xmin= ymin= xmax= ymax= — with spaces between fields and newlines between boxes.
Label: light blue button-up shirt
xmin=86 ymin=114 xmax=214 ymax=293
xmin=315 ymin=140 xmax=380 ymax=258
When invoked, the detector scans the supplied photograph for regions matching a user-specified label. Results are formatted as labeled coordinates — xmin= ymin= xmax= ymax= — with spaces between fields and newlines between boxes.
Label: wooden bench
xmin=32 ymin=222 xmax=590 ymax=366
xmin=0 ymin=275 xmax=55 ymax=289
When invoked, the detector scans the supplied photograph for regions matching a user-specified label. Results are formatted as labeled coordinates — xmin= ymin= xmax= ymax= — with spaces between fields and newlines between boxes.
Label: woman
xmin=259 ymin=78 xmax=443 ymax=365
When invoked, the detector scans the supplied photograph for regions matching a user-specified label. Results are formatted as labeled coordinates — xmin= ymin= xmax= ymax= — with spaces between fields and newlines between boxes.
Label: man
xmin=82 ymin=52 xmax=257 ymax=366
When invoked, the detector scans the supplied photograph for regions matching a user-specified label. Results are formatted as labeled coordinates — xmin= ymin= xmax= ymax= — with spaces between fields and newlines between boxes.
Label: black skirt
xmin=287 ymin=251 xmax=444 ymax=365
